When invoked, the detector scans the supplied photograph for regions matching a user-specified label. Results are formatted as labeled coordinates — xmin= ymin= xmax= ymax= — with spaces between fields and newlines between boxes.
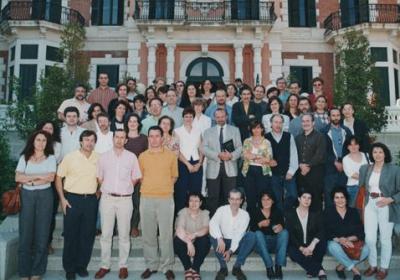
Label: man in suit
xmin=202 ymin=108 xmax=242 ymax=217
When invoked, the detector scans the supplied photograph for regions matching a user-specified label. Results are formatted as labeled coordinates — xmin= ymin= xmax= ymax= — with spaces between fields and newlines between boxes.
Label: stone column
xmin=269 ymin=32 xmax=283 ymax=82
xmin=147 ymin=42 xmax=157 ymax=85
xmin=166 ymin=43 xmax=176 ymax=84
xmin=253 ymin=43 xmax=262 ymax=85
xmin=234 ymin=43 xmax=244 ymax=80
xmin=127 ymin=35 xmax=141 ymax=79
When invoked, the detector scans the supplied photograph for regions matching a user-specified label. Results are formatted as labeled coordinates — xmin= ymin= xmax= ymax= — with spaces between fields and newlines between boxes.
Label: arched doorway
xmin=185 ymin=57 xmax=224 ymax=87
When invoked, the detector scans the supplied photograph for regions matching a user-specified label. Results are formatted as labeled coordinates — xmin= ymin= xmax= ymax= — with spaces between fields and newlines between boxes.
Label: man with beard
xmin=322 ymin=108 xmax=351 ymax=208
xmin=205 ymin=89 xmax=232 ymax=126
xmin=58 ymin=84 xmax=91 ymax=124
xmin=289 ymin=97 xmax=325 ymax=137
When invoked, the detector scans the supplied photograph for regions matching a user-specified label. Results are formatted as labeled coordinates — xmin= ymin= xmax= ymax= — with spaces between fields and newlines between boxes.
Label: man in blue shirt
xmin=205 ymin=89 xmax=232 ymax=126
xmin=323 ymin=108 xmax=351 ymax=208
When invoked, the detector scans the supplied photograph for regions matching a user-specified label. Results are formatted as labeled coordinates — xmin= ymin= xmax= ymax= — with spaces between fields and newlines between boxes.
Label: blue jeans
xmin=271 ymin=175 xmax=297 ymax=212
xmin=210 ymin=232 xmax=256 ymax=269
xmin=255 ymin=229 xmax=289 ymax=268
xmin=346 ymin=185 xmax=359 ymax=208
xmin=327 ymin=241 xmax=369 ymax=270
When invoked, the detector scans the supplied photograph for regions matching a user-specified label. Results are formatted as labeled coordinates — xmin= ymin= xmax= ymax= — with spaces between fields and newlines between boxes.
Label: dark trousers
xmin=48 ymin=184 xmax=59 ymax=245
xmin=296 ymin=165 xmax=324 ymax=211
xmin=244 ymin=166 xmax=271 ymax=230
xmin=271 ymin=175 xmax=297 ymax=212
xmin=18 ymin=187 xmax=53 ymax=277
xmin=288 ymin=240 xmax=327 ymax=277
xmin=175 ymin=159 xmax=203 ymax=214
xmin=324 ymin=171 xmax=347 ymax=209
xmin=63 ymin=193 xmax=98 ymax=273
xmin=206 ymin=163 xmax=236 ymax=217
xmin=174 ymin=235 xmax=210 ymax=272
xmin=131 ymin=183 xmax=141 ymax=229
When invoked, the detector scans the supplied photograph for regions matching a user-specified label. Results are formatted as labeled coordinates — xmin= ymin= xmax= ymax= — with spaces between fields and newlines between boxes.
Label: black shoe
xmin=275 ymin=265 xmax=283 ymax=279
xmin=66 ymin=272 xmax=76 ymax=280
xmin=232 ymin=266 xmax=247 ymax=280
xmin=353 ymin=274 xmax=362 ymax=280
xmin=215 ymin=268 xmax=228 ymax=280
xmin=77 ymin=268 xmax=89 ymax=278
xmin=266 ymin=267 xmax=275 ymax=279
xmin=336 ymin=268 xmax=346 ymax=279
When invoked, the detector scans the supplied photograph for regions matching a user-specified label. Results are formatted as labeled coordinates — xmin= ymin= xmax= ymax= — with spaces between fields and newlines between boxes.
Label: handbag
xmin=342 ymin=240 xmax=364 ymax=260
xmin=1 ymin=183 xmax=21 ymax=215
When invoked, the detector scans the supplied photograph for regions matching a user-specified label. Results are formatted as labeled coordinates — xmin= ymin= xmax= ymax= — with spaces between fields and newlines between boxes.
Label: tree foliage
xmin=2 ymin=23 xmax=89 ymax=139
xmin=0 ymin=133 xmax=17 ymax=218
xmin=334 ymin=30 xmax=387 ymax=132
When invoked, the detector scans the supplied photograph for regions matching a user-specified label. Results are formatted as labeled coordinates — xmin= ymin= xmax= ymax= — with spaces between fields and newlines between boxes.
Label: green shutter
xmin=96 ymin=65 xmax=120 ymax=88
xmin=91 ymin=0 xmax=101 ymax=25
xmin=375 ymin=67 xmax=390 ymax=106
xmin=290 ymin=66 xmax=313 ymax=93
xmin=19 ymin=64 xmax=37 ymax=99
xmin=307 ymin=0 xmax=316 ymax=27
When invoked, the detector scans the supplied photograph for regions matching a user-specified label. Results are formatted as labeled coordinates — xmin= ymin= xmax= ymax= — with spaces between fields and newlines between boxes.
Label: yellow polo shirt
xmin=139 ymin=148 xmax=178 ymax=198
xmin=57 ymin=150 xmax=99 ymax=194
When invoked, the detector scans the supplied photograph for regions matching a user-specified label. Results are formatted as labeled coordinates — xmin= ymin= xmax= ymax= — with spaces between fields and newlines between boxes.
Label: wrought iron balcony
xmin=324 ymin=4 xmax=400 ymax=35
xmin=0 ymin=0 xmax=85 ymax=27
xmin=134 ymin=0 xmax=276 ymax=25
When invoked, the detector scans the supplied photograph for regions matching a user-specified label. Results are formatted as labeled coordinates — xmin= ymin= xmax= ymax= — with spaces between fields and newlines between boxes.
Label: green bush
xmin=0 ymin=133 xmax=17 ymax=221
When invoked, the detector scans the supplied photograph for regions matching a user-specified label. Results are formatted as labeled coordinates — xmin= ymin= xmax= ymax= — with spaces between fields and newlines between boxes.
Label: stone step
xmin=46 ymin=247 xmax=400 ymax=272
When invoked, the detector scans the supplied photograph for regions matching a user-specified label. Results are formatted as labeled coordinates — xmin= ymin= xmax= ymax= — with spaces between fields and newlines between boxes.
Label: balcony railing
xmin=324 ymin=4 xmax=400 ymax=35
xmin=0 ymin=0 xmax=85 ymax=27
xmin=135 ymin=0 xmax=276 ymax=24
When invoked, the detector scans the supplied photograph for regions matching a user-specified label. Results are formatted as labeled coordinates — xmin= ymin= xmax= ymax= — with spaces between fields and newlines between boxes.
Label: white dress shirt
xmin=343 ymin=154 xmax=368 ymax=186
xmin=60 ymin=126 xmax=85 ymax=160
xmin=209 ymin=205 xmax=250 ymax=252
xmin=270 ymin=131 xmax=299 ymax=176
xmin=95 ymin=131 xmax=113 ymax=154
xmin=174 ymin=125 xmax=202 ymax=161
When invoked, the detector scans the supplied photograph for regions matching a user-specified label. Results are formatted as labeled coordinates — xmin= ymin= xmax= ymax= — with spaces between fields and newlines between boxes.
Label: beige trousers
xmin=140 ymin=196 xmax=175 ymax=272
xmin=100 ymin=193 xmax=133 ymax=269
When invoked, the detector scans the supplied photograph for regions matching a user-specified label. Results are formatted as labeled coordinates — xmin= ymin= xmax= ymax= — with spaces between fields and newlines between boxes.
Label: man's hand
xmin=61 ymin=198 xmax=72 ymax=215
xmin=269 ymin=159 xmax=278 ymax=167
xmin=216 ymin=238 xmax=226 ymax=254
xmin=334 ymin=161 xmax=343 ymax=172
xmin=223 ymin=250 xmax=232 ymax=262
xmin=285 ymin=173 xmax=293 ymax=180
xmin=96 ymin=190 xmax=102 ymax=199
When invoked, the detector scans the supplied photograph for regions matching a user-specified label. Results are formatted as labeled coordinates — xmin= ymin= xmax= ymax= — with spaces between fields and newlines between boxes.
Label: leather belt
xmin=369 ymin=192 xmax=384 ymax=198
xmin=108 ymin=193 xmax=131 ymax=197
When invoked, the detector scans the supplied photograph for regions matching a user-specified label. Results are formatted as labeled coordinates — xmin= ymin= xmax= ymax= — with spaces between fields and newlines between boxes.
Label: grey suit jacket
xmin=201 ymin=125 xmax=243 ymax=179
xmin=359 ymin=163 xmax=400 ymax=223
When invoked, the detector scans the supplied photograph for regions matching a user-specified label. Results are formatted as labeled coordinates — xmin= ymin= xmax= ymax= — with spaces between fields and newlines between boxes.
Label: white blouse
xmin=369 ymin=171 xmax=381 ymax=194
xmin=343 ymin=153 xmax=368 ymax=186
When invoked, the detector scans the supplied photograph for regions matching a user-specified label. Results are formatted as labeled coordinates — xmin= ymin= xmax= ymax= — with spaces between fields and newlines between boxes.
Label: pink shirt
xmin=97 ymin=149 xmax=142 ymax=195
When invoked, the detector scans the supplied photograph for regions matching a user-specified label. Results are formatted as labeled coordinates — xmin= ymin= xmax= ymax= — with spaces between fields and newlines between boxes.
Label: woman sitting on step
xmin=286 ymin=189 xmax=327 ymax=280
xmin=174 ymin=192 xmax=210 ymax=280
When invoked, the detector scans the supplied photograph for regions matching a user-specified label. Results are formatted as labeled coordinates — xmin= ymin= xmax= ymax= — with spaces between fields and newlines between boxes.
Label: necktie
xmin=219 ymin=126 xmax=224 ymax=151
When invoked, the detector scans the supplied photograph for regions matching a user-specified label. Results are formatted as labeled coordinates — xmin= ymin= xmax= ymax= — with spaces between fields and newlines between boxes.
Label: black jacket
xmin=232 ymin=101 xmax=261 ymax=141
xmin=323 ymin=207 xmax=364 ymax=241
xmin=286 ymin=209 xmax=324 ymax=248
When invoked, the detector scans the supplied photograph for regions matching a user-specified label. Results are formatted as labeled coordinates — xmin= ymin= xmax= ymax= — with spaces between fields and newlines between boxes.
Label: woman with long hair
xmin=180 ymin=83 xmax=201 ymax=109
xmin=35 ymin=121 xmax=61 ymax=255
xmin=201 ymin=79 xmax=215 ymax=107
xmin=16 ymin=130 xmax=57 ymax=280
xmin=158 ymin=115 xmax=180 ymax=157
xmin=144 ymin=86 xmax=157 ymax=111
xmin=226 ymin=83 xmax=239 ymax=107
xmin=108 ymin=83 xmax=132 ymax=119
xmin=110 ymin=100 xmax=131 ymax=132
xmin=284 ymin=94 xmax=300 ymax=120
xmin=81 ymin=103 xmax=105 ymax=132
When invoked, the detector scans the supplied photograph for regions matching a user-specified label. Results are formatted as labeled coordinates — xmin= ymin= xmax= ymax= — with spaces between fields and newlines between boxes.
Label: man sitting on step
xmin=210 ymin=189 xmax=256 ymax=280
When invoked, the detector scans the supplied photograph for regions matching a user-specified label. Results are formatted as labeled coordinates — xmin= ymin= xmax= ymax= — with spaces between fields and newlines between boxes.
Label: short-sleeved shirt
xmin=57 ymin=98 xmax=90 ymax=123
xmin=60 ymin=126 xmax=85 ymax=160
xmin=139 ymin=148 xmax=179 ymax=198
xmin=97 ymin=149 xmax=142 ymax=195
xmin=175 ymin=208 xmax=210 ymax=234
xmin=16 ymin=155 xmax=57 ymax=190
xmin=57 ymin=150 xmax=99 ymax=194
xmin=87 ymin=87 xmax=117 ymax=112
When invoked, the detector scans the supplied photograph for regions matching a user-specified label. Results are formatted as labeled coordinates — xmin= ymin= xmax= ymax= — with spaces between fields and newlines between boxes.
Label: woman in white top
xmin=174 ymin=107 xmax=204 ymax=214
xmin=35 ymin=120 xmax=62 ymax=255
xmin=226 ymin=83 xmax=239 ymax=107
xmin=15 ymin=130 xmax=57 ymax=279
xmin=262 ymin=96 xmax=290 ymax=133
xmin=358 ymin=143 xmax=400 ymax=279
xmin=192 ymin=98 xmax=211 ymax=136
xmin=342 ymin=136 xmax=368 ymax=207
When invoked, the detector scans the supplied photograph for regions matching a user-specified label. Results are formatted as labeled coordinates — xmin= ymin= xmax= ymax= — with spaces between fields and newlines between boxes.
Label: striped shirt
xmin=87 ymin=87 xmax=117 ymax=112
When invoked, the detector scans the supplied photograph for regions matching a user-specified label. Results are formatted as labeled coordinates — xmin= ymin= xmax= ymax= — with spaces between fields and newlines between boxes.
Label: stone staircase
xmin=46 ymin=214 xmax=400 ymax=273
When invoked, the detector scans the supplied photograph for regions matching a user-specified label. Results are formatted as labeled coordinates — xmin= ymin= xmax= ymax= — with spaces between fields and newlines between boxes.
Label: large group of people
xmin=15 ymin=73 xmax=400 ymax=280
